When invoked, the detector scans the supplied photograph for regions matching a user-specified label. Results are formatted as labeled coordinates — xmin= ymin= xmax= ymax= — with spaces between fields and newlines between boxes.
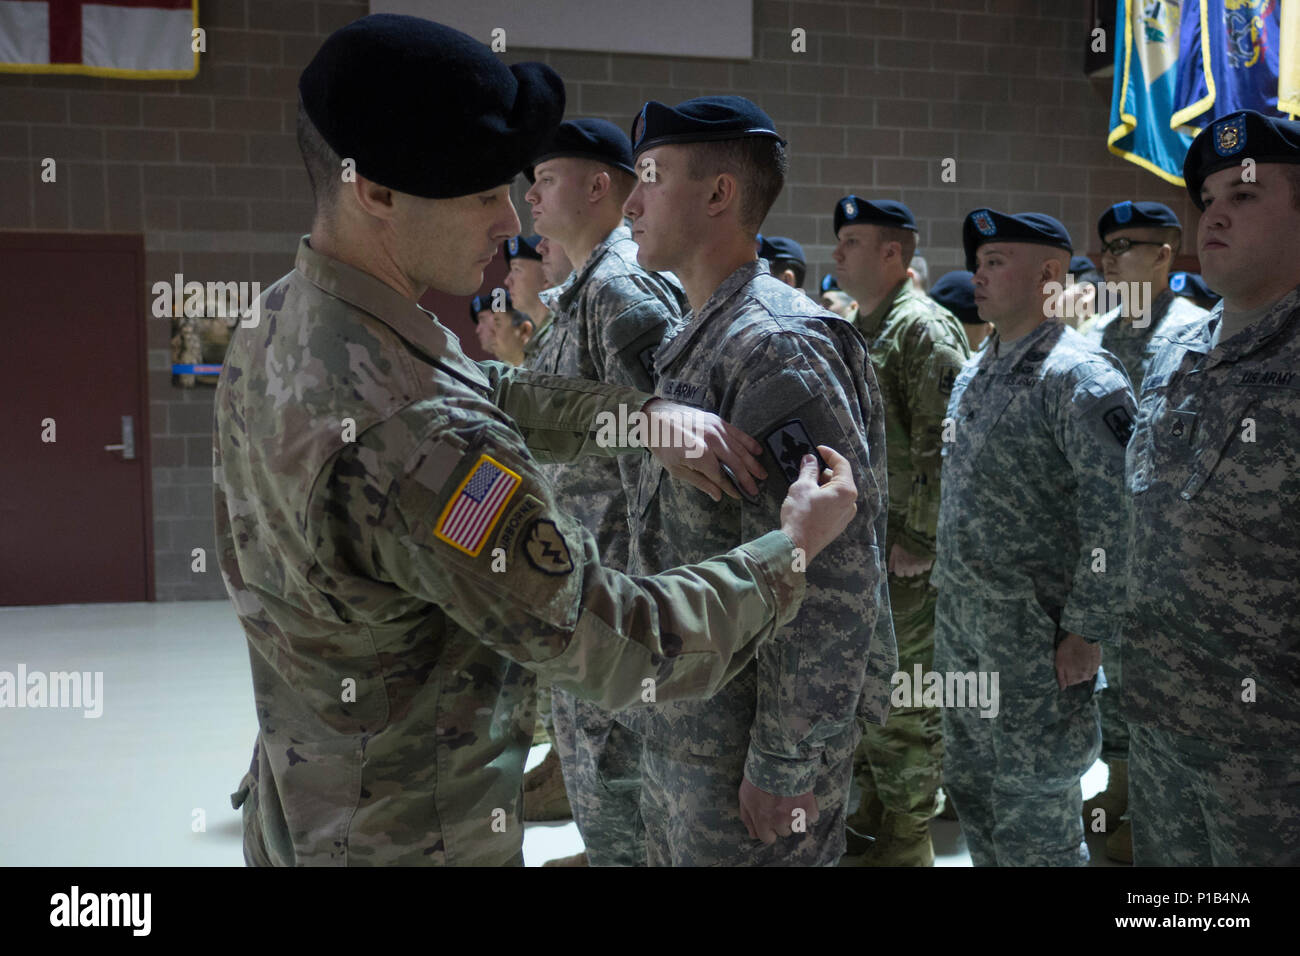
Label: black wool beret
xmin=834 ymin=196 xmax=917 ymax=236
xmin=630 ymin=95 xmax=784 ymax=156
xmin=470 ymin=292 xmax=512 ymax=319
xmin=1070 ymin=255 xmax=1098 ymax=275
xmin=758 ymin=235 xmax=806 ymax=267
xmin=1097 ymin=201 xmax=1181 ymax=240
xmin=929 ymin=271 xmax=981 ymax=325
xmin=820 ymin=273 xmax=840 ymax=293
xmin=504 ymin=234 xmax=543 ymax=263
xmin=1184 ymin=109 xmax=1300 ymax=209
xmin=1170 ymin=272 xmax=1220 ymax=302
xmin=299 ymin=14 xmax=564 ymax=199
xmin=962 ymin=208 xmax=1073 ymax=271
xmin=526 ymin=118 xmax=635 ymax=183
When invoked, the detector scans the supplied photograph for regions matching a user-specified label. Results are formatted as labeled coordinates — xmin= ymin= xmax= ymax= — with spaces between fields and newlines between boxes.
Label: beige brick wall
xmin=0 ymin=0 xmax=1199 ymax=600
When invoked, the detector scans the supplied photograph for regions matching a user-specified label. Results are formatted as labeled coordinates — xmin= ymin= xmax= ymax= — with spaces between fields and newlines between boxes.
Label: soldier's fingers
xmin=672 ymin=463 xmax=725 ymax=503
xmin=772 ymin=815 xmax=793 ymax=838
xmin=720 ymin=422 xmax=767 ymax=481
xmin=817 ymin=445 xmax=855 ymax=488
xmin=806 ymin=796 xmax=821 ymax=826
xmin=754 ymin=818 xmax=778 ymax=845
xmin=739 ymin=801 xmax=757 ymax=840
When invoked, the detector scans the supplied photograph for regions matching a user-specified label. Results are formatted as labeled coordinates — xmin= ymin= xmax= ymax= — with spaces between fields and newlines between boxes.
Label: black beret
xmin=299 ymin=15 xmax=564 ymax=199
xmin=834 ymin=196 xmax=917 ymax=237
xmin=758 ymin=235 xmax=806 ymax=267
xmin=1170 ymin=271 xmax=1220 ymax=302
xmin=630 ymin=95 xmax=785 ymax=155
xmin=929 ymin=271 xmax=981 ymax=325
xmin=820 ymin=273 xmax=840 ymax=293
xmin=525 ymin=118 xmax=635 ymax=183
xmin=962 ymin=208 xmax=1073 ymax=271
xmin=504 ymin=234 xmax=543 ymax=263
xmin=1070 ymin=255 xmax=1098 ymax=275
xmin=470 ymin=292 xmax=511 ymax=319
xmin=1097 ymin=201 xmax=1180 ymax=240
xmin=1184 ymin=110 xmax=1300 ymax=209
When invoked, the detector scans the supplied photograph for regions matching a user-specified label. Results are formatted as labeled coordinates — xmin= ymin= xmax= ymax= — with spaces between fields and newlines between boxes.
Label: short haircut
xmin=1283 ymin=166 xmax=1300 ymax=211
xmin=822 ymin=289 xmax=854 ymax=310
xmin=296 ymin=101 xmax=342 ymax=216
xmin=685 ymin=138 xmax=787 ymax=232
xmin=771 ymin=258 xmax=806 ymax=287
xmin=506 ymin=308 xmax=532 ymax=328
xmin=1157 ymin=225 xmax=1182 ymax=253
xmin=909 ymin=255 xmax=929 ymax=286
xmin=877 ymin=225 xmax=917 ymax=263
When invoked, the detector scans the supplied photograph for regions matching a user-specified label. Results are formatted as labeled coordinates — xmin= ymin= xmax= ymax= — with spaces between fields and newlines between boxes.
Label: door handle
xmin=104 ymin=415 xmax=136 ymax=460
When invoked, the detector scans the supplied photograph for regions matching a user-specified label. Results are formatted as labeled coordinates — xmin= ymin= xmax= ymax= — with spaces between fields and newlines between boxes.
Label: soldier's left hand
xmin=738 ymin=776 xmax=819 ymax=844
xmin=1054 ymin=632 xmax=1100 ymax=689
xmin=888 ymin=542 xmax=933 ymax=577
xmin=642 ymin=398 xmax=767 ymax=503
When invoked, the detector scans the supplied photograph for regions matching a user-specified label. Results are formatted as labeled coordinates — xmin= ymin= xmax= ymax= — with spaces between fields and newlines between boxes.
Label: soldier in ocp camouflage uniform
xmin=1123 ymin=111 xmax=1300 ymax=866
xmin=831 ymin=196 xmax=970 ymax=866
xmin=1075 ymin=200 xmax=1209 ymax=861
xmin=622 ymin=96 xmax=897 ymax=867
xmin=220 ymin=15 xmax=854 ymax=868
xmin=932 ymin=209 xmax=1134 ymax=866
xmin=521 ymin=118 xmax=687 ymax=866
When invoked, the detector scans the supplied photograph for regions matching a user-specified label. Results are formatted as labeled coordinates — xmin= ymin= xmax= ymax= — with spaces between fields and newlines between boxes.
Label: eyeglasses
xmin=1101 ymin=238 xmax=1167 ymax=256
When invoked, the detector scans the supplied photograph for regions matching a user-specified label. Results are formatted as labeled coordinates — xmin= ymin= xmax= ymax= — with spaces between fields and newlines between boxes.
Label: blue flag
xmin=1109 ymin=0 xmax=1195 ymax=184
xmin=1172 ymin=0 xmax=1283 ymax=131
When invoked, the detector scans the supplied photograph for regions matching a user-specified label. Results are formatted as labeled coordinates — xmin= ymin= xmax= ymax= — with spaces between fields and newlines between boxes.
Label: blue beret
xmin=1170 ymin=271 xmax=1220 ymax=302
xmin=504 ymin=234 xmax=543 ymax=263
xmin=929 ymin=271 xmax=981 ymax=326
xmin=1097 ymin=201 xmax=1180 ymax=240
xmin=820 ymin=273 xmax=840 ymax=293
xmin=962 ymin=208 xmax=1073 ymax=271
xmin=834 ymin=196 xmax=916 ymax=236
xmin=631 ymin=95 xmax=785 ymax=155
xmin=758 ymin=235 xmax=805 ymax=267
xmin=299 ymin=15 xmax=564 ymax=199
xmin=526 ymin=118 xmax=635 ymax=183
xmin=470 ymin=292 xmax=511 ymax=319
xmin=1070 ymin=255 xmax=1098 ymax=275
xmin=1184 ymin=110 xmax=1300 ymax=209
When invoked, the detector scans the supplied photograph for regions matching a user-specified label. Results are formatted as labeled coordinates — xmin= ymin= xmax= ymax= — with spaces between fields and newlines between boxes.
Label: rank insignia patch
xmin=1103 ymin=405 xmax=1135 ymax=447
xmin=434 ymin=454 xmax=521 ymax=557
xmin=765 ymin=419 xmax=824 ymax=482
xmin=524 ymin=518 xmax=574 ymax=575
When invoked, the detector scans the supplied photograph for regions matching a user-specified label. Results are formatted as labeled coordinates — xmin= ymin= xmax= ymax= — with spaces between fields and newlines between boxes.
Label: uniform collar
xmin=655 ymin=259 xmax=768 ymax=370
xmin=293 ymin=237 xmax=489 ymax=389
xmin=1203 ymin=284 xmax=1300 ymax=367
xmin=554 ymin=224 xmax=631 ymax=312
xmin=982 ymin=317 xmax=1061 ymax=368
xmin=857 ymin=277 xmax=912 ymax=340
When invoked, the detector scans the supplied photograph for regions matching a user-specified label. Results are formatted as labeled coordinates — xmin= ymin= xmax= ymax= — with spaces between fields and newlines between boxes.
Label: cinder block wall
xmin=0 ymin=0 xmax=1196 ymax=600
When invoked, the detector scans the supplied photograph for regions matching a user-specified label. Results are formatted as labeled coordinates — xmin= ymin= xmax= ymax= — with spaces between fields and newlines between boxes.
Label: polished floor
xmin=0 ymin=601 xmax=1116 ymax=867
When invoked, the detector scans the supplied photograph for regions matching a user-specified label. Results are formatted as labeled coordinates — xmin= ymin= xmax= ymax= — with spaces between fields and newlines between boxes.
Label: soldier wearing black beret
xmin=758 ymin=234 xmax=807 ymax=289
xmin=930 ymin=270 xmax=992 ymax=351
xmin=1123 ymin=109 xmax=1300 ymax=866
xmin=219 ymin=15 xmax=835 ymax=870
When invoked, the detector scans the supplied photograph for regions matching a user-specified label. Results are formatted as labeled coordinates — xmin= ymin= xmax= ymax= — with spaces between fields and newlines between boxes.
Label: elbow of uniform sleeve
xmin=737 ymin=530 xmax=807 ymax=629
xmin=743 ymin=747 xmax=822 ymax=797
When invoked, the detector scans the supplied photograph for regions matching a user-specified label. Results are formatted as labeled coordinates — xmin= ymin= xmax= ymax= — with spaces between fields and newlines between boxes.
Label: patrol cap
xmin=470 ymin=292 xmax=511 ymax=319
xmin=630 ymin=95 xmax=785 ymax=156
xmin=1184 ymin=109 xmax=1300 ymax=209
xmin=1170 ymin=271 xmax=1220 ymax=302
xmin=1097 ymin=201 xmax=1180 ymax=241
xmin=299 ymin=15 xmax=564 ymax=199
xmin=929 ymin=270 xmax=981 ymax=326
xmin=820 ymin=273 xmax=840 ymax=293
xmin=758 ymin=235 xmax=806 ymax=267
xmin=962 ymin=208 xmax=1073 ymax=271
xmin=504 ymin=234 xmax=543 ymax=264
xmin=834 ymin=196 xmax=917 ymax=237
xmin=1070 ymin=255 xmax=1098 ymax=275
xmin=525 ymin=118 xmax=635 ymax=183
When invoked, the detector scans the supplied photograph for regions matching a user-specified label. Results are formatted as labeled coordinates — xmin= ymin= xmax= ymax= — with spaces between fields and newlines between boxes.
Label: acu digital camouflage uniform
xmin=1078 ymin=287 xmax=1207 ymax=767
xmin=218 ymin=239 xmax=807 ymax=866
xmin=1123 ymin=289 xmax=1300 ymax=865
xmin=846 ymin=277 xmax=970 ymax=860
xmin=627 ymin=260 xmax=897 ymax=866
xmin=521 ymin=309 xmax=555 ymax=366
xmin=523 ymin=222 xmax=686 ymax=866
xmin=931 ymin=318 xmax=1134 ymax=866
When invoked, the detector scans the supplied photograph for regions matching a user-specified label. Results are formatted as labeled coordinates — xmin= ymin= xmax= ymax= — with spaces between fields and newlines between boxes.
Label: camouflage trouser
xmin=854 ymin=572 xmax=943 ymax=823
xmin=1129 ymin=723 xmax=1300 ymax=866
xmin=534 ymin=680 xmax=556 ymax=746
xmin=551 ymin=688 xmax=646 ymax=866
xmin=934 ymin=590 xmax=1100 ymax=867
xmin=639 ymin=728 xmax=857 ymax=866
xmin=1097 ymin=643 xmax=1129 ymax=763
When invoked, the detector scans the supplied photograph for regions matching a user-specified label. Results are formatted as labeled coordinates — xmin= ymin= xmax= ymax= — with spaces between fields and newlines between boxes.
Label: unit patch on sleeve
xmin=433 ymin=454 xmax=521 ymax=557
xmin=1102 ymin=405 xmax=1135 ymax=447
xmin=764 ymin=419 xmax=824 ymax=482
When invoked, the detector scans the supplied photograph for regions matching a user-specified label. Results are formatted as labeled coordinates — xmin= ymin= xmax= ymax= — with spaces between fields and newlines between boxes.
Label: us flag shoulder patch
xmin=434 ymin=454 xmax=521 ymax=557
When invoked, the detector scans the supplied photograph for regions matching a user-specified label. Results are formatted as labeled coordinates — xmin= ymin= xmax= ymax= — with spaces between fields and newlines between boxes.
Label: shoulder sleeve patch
xmin=433 ymin=453 xmax=521 ymax=557
xmin=523 ymin=518 xmax=574 ymax=575
xmin=1102 ymin=405 xmax=1135 ymax=447
xmin=764 ymin=419 xmax=826 ymax=482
